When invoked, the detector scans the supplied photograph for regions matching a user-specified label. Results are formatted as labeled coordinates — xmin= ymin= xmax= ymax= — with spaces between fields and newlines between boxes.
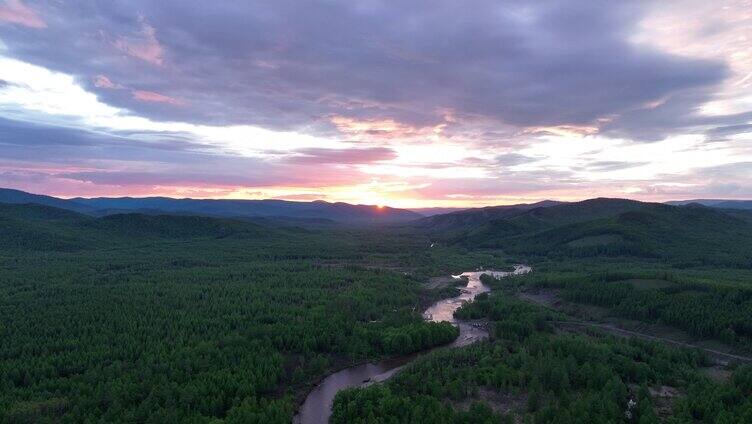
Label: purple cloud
xmin=0 ymin=0 xmax=735 ymax=139
xmin=0 ymin=0 xmax=45 ymax=28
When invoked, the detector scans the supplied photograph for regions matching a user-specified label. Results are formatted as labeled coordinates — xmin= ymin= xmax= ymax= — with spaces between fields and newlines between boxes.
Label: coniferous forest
xmin=0 ymin=203 xmax=493 ymax=423
xmin=3 ymin=199 xmax=752 ymax=422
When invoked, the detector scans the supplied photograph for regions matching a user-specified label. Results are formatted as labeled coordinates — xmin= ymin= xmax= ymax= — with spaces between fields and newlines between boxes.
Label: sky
xmin=0 ymin=0 xmax=750 ymax=208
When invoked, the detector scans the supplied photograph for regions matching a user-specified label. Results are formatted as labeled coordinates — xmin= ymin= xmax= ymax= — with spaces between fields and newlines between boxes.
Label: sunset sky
xmin=0 ymin=0 xmax=750 ymax=208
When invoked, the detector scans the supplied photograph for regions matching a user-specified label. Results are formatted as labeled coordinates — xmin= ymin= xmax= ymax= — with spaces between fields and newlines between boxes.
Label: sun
xmin=360 ymin=193 xmax=387 ymax=208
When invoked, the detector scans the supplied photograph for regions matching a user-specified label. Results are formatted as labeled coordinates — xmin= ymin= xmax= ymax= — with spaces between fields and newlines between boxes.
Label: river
xmin=293 ymin=265 xmax=531 ymax=424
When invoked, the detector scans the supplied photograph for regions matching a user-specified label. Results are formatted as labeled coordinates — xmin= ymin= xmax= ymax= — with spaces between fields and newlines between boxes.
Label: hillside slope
xmin=0 ymin=203 xmax=94 ymax=251
xmin=425 ymin=199 xmax=752 ymax=267
xmin=0 ymin=203 xmax=275 ymax=252
xmin=415 ymin=200 xmax=562 ymax=236
xmin=0 ymin=188 xmax=95 ymax=213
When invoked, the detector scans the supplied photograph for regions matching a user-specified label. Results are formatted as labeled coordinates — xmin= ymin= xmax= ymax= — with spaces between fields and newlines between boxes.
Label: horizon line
xmin=2 ymin=186 xmax=750 ymax=211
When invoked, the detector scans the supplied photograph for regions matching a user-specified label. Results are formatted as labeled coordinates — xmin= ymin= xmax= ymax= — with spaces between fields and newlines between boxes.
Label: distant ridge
xmin=0 ymin=188 xmax=422 ymax=224
xmin=415 ymin=200 xmax=563 ymax=233
xmin=666 ymin=199 xmax=752 ymax=210
xmin=0 ymin=187 xmax=96 ymax=214
xmin=408 ymin=207 xmax=468 ymax=217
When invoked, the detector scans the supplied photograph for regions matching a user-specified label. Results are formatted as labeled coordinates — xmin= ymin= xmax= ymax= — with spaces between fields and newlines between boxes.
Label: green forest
xmin=0 ymin=204 xmax=499 ymax=423
xmin=331 ymin=200 xmax=752 ymax=423
xmin=333 ymin=283 xmax=752 ymax=423
xmin=3 ymin=199 xmax=752 ymax=422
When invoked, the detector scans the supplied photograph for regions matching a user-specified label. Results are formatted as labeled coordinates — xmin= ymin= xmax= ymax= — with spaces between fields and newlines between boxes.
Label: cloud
xmin=112 ymin=16 xmax=164 ymax=66
xmin=0 ymin=0 xmax=45 ymax=28
xmin=0 ymin=116 xmax=202 ymax=152
xmin=132 ymin=90 xmax=185 ymax=106
xmin=287 ymin=147 xmax=397 ymax=164
xmin=705 ymin=124 xmax=752 ymax=141
xmin=584 ymin=161 xmax=650 ymax=172
xmin=329 ymin=116 xmax=445 ymax=141
xmin=524 ymin=125 xmax=601 ymax=138
xmin=94 ymin=75 xmax=185 ymax=107
xmin=495 ymin=153 xmax=538 ymax=167
xmin=270 ymin=193 xmax=327 ymax=201
xmin=54 ymin=161 xmax=368 ymax=190
xmin=0 ymin=0 xmax=734 ymax=138
xmin=93 ymin=75 xmax=118 ymax=89
xmin=0 ymin=117 xmax=373 ymax=196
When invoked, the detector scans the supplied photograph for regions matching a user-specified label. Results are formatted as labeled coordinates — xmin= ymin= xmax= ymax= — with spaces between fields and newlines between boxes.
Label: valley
xmin=2 ymin=191 xmax=752 ymax=422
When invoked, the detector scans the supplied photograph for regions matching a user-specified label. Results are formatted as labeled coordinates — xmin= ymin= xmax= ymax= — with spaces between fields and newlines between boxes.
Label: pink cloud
xmin=271 ymin=193 xmax=327 ymax=201
xmin=93 ymin=75 xmax=119 ymax=89
xmin=330 ymin=115 xmax=445 ymax=140
xmin=0 ymin=0 xmax=46 ymax=28
xmin=132 ymin=90 xmax=185 ymax=106
xmin=57 ymin=162 xmax=367 ymax=188
xmin=113 ymin=17 xmax=164 ymax=65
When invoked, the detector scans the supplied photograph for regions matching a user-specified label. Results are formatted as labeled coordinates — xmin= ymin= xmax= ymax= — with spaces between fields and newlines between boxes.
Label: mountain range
xmin=0 ymin=188 xmax=420 ymax=224
xmin=2 ymin=188 xmax=752 ymax=267
xmin=2 ymin=188 xmax=752 ymax=257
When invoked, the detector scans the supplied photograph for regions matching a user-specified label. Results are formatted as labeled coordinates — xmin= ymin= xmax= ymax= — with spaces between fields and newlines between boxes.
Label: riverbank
xmin=294 ymin=265 xmax=531 ymax=424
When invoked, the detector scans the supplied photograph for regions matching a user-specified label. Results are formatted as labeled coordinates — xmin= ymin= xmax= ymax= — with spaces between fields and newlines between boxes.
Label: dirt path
xmin=553 ymin=320 xmax=752 ymax=364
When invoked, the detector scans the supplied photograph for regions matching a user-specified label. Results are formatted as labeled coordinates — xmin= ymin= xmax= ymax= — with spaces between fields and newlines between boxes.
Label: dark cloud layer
xmin=0 ymin=117 xmax=369 ymax=191
xmin=0 ymin=116 xmax=213 ymax=164
xmin=0 ymin=0 xmax=734 ymax=139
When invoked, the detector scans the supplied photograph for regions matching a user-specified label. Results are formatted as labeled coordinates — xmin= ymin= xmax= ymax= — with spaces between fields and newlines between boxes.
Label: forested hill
xmin=0 ymin=203 xmax=275 ymax=251
xmin=0 ymin=201 xmax=481 ymax=423
xmin=414 ymin=200 xmax=562 ymax=234
xmin=423 ymin=198 xmax=752 ymax=267
xmin=0 ymin=187 xmax=95 ymax=214
xmin=0 ymin=187 xmax=422 ymax=224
